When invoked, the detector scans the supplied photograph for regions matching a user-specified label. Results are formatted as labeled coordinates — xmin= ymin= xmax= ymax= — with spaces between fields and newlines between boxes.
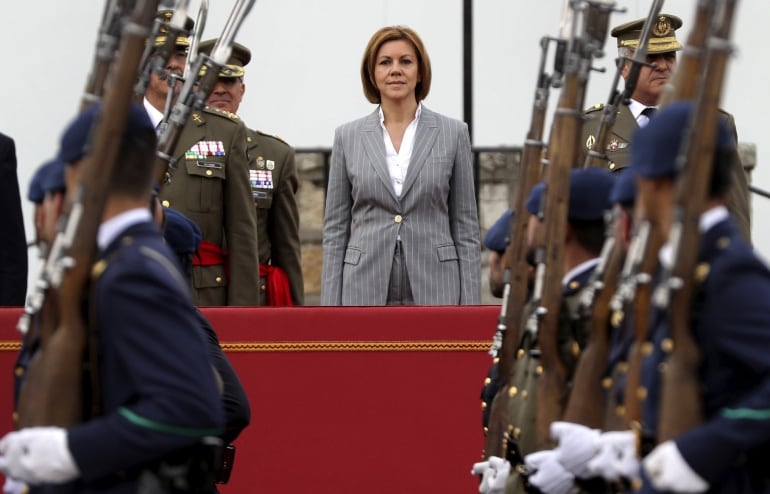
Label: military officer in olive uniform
xmin=143 ymin=11 xmax=260 ymax=306
xmin=198 ymin=39 xmax=303 ymax=306
xmin=581 ymin=14 xmax=752 ymax=241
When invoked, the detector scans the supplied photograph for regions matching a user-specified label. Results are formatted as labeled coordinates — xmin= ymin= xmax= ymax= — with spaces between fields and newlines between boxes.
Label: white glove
xmin=587 ymin=430 xmax=639 ymax=481
xmin=2 ymin=477 xmax=28 ymax=494
xmin=471 ymin=456 xmax=510 ymax=494
xmin=0 ymin=427 xmax=79 ymax=485
xmin=525 ymin=450 xmax=574 ymax=494
xmin=643 ymin=440 xmax=708 ymax=493
xmin=550 ymin=421 xmax=600 ymax=478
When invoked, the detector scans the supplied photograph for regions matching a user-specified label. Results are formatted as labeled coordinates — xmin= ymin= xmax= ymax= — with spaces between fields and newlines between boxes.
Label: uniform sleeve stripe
xmin=118 ymin=407 xmax=222 ymax=437
xmin=721 ymin=407 xmax=770 ymax=420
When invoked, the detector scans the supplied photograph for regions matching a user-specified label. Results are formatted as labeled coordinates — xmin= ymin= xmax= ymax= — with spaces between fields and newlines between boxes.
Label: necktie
xmin=639 ymin=107 xmax=657 ymax=127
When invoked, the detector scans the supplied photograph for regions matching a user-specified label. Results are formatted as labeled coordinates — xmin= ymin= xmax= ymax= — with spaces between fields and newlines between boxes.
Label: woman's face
xmin=373 ymin=39 xmax=420 ymax=105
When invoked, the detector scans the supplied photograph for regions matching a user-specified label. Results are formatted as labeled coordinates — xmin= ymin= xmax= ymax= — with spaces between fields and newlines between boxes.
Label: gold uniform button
xmin=484 ymin=377 xmax=491 ymax=386
xmin=637 ymin=386 xmax=648 ymax=400
xmin=481 ymin=401 xmax=487 ymax=410
xmin=215 ymin=276 xmax=223 ymax=284
xmin=517 ymin=349 xmax=525 ymax=359
xmin=609 ymin=162 xmax=617 ymax=170
xmin=12 ymin=411 xmax=19 ymax=423
xmin=513 ymin=427 xmax=521 ymax=439
xmin=509 ymin=386 xmax=518 ymax=398
xmin=260 ymin=285 xmax=267 ymax=292
xmin=616 ymin=405 xmax=626 ymax=417
xmin=661 ymin=338 xmax=674 ymax=353
xmin=205 ymin=170 xmax=213 ymax=176
xmin=162 ymin=200 xmax=170 ymax=207
xmin=602 ymin=377 xmax=613 ymax=389
xmin=521 ymin=390 xmax=529 ymax=400
xmin=394 ymin=214 xmax=403 ymax=223
xmin=536 ymin=365 xmax=543 ymax=376
xmin=14 ymin=366 xmax=24 ymax=377
xmin=617 ymin=361 xmax=629 ymax=373
xmin=569 ymin=280 xmax=580 ymax=290
xmin=641 ymin=342 xmax=654 ymax=356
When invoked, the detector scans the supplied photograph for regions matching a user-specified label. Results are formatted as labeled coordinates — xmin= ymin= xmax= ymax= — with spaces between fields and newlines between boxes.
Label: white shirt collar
xmin=378 ymin=102 xmax=422 ymax=126
xmin=143 ymin=97 xmax=164 ymax=132
xmin=98 ymin=208 xmax=153 ymax=250
xmin=562 ymin=257 xmax=600 ymax=287
xmin=658 ymin=205 xmax=729 ymax=267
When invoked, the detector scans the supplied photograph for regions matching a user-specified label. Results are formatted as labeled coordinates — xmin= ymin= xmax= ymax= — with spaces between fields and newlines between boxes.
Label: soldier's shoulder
xmin=201 ymin=106 xmax=242 ymax=124
xmin=253 ymin=129 xmax=292 ymax=148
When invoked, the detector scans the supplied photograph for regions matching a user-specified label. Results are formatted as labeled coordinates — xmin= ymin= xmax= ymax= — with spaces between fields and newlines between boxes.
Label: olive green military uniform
xmin=581 ymin=105 xmax=752 ymax=240
xmin=246 ymin=128 xmax=304 ymax=305
xmin=160 ymin=107 xmax=260 ymax=306
xmin=504 ymin=277 xmax=595 ymax=494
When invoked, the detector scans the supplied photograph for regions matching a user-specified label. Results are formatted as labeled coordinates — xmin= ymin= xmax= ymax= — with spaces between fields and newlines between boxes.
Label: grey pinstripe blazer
xmin=321 ymin=106 xmax=481 ymax=306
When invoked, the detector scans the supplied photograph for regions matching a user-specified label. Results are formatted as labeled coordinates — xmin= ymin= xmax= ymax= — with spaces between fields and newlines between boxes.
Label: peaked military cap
xmin=526 ymin=168 xmax=616 ymax=221
xmin=609 ymin=169 xmax=636 ymax=206
xmin=163 ymin=207 xmax=201 ymax=256
xmin=611 ymin=14 xmax=683 ymax=54
xmin=59 ymin=102 xmax=155 ymax=165
xmin=484 ymin=209 xmax=514 ymax=254
xmin=154 ymin=9 xmax=194 ymax=48
xmin=198 ymin=39 xmax=251 ymax=78
xmin=630 ymin=100 xmax=733 ymax=179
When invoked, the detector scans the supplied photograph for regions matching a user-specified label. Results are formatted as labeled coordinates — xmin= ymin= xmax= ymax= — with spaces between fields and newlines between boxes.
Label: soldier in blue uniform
xmin=0 ymin=103 xmax=224 ymax=493
xmin=538 ymin=102 xmax=770 ymax=492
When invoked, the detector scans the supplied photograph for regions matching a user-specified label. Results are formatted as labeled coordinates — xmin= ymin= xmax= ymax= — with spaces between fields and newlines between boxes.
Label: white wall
xmin=2 ymin=0 xmax=768 ymax=292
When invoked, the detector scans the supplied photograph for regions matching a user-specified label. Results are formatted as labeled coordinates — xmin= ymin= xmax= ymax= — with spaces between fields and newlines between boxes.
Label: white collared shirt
xmin=380 ymin=103 xmax=422 ymax=198
xmin=658 ymin=205 xmax=729 ymax=268
xmin=629 ymin=99 xmax=657 ymax=128
xmin=562 ymin=257 xmax=601 ymax=288
xmin=98 ymin=208 xmax=153 ymax=251
xmin=143 ymin=97 xmax=164 ymax=135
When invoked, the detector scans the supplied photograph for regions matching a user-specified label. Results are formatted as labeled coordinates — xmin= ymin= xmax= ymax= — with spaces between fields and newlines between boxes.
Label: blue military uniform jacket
xmin=639 ymin=212 xmax=770 ymax=492
xmin=28 ymin=219 xmax=224 ymax=493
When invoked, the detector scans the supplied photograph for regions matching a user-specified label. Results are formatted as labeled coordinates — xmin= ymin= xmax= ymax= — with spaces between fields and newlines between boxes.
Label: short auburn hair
xmin=360 ymin=26 xmax=432 ymax=104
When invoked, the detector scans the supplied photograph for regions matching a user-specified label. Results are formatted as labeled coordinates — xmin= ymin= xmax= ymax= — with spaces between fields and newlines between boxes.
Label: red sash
xmin=259 ymin=264 xmax=293 ymax=306
xmin=192 ymin=240 xmax=230 ymax=281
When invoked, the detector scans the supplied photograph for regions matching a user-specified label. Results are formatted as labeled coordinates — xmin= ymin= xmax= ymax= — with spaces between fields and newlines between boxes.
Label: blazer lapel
xmin=361 ymin=109 xmax=399 ymax=202
xmin=400 ymin=106 xmax=438 ymax=199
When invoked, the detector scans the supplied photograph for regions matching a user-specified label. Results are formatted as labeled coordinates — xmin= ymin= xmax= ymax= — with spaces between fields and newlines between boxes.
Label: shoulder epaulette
xmin=202 ymin=105 xmax=241 ymax=122
xmin=584 ymin=103 xmax=604 ymax=114
xmin=256 ymin=129 xmax=289 ymax=145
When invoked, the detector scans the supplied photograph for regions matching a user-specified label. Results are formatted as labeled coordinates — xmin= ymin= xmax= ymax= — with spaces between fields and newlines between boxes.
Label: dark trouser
xmin=386 ymin=240 xmax=415 ymax=305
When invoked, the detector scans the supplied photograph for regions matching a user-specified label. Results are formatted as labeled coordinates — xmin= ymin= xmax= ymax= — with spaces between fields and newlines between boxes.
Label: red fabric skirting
xmin=0 ymin=305 xmax=499 ymax=493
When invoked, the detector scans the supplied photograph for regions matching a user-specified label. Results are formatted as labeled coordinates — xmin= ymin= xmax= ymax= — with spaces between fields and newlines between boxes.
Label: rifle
xmin=583 ymin=0 xmax=662 ymax=169
xmin=154 ymin=0 xmax=257 ymax=188
xmin=655 ymin=0 xmax=739 ymax=443
xmin=532 ymin=0 xmax=615 ymax=449
xmin=81 ymin=0 xmax=131 ymax=109
xmin=16 ymin=0 xmax=160 ymax=428
xmin=616 ymin=0 xmax=731 ymax=436
xmin=483 ymin=29 xmax=564 ymax=460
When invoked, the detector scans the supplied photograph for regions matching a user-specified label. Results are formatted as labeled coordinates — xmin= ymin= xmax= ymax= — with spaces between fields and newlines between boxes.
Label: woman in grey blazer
xmin=321 ymin=26 xmax=481 ymax=306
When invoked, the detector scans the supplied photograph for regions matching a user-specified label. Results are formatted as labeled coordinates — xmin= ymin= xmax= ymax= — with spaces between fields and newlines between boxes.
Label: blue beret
xmin=484 ymin=209 xmax=514 ymax=253
xmin=525 ymin=168 xmax=615 ymax=221
xmin=525 ymin=182 xmax=546 ymax=216
xmin=630 ymin=100 xmax=734 ymax=179
xmin=163 ymin=207 xmax=201 ymax=256
xmin=28 ymin=162 xmax=50 ymax=204
xmin=41 ymin=159 xmax=66 ymax=195
xmin=58 ymin=101 xmax=154 ymax=164
xmin=609 ymin=169 xmax=636 ymax=206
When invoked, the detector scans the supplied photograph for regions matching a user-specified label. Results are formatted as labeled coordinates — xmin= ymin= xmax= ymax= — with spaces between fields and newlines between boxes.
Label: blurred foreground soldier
xmin=484 ymin=209 xmax=514 ymax=299
xmin=145 ymin=10 xmax=261 ymax=306
xmin=581 ymin=14 xmax=751 ymax=240
xmin=0 ymin=132 xmax=27 ymax=306
xmin=544 ymin=102 xmax=770 ymax=493
xmin=199 ymin=39 xmax=303 ymax=305
xmin=0 ymin=103 xmax=224 ymax=492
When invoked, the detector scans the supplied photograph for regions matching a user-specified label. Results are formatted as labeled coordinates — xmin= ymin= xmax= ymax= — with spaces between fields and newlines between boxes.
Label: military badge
xmin=249 ymin=169 xmax=274 ymax=191
xmin=266 ymin=160 xmax=275 ymax=171
xmin=256 ymin=156 xmax=265 ymax=169
xmin=585 ymin=135 xmax=596 ymax=150
xmin=608 ymin=139 xmax=619 ymax=151
xmin=185 ymin=140 xmax=225 ymax=160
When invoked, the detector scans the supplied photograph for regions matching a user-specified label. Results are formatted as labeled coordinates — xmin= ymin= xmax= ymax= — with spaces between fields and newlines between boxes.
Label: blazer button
xmin=394 ymin=214 xmax=403 ymax=223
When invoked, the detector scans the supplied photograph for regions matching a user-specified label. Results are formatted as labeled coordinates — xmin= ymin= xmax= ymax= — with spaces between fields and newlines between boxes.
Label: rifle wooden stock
xmin=621 ymin=219 xmax=663 ymax=427
xmin=562 ymin=237 xmax=623 ymax=428
xmin=535 ymin=0 xmax=615 ymax=448
xmin=659 ymin=0 xmax=717 ymax=106
xmin=657 ymin=0 xmax=739 ymax=443
xmin=17 ymin=0 xmax=159 ymax=428
xmin=483 ymin=37 xmax=553 ymax=460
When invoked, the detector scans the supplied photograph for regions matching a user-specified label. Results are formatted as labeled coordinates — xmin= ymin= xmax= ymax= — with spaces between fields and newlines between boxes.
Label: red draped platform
xmin=0 ymin=306 xmax=498 ymax=493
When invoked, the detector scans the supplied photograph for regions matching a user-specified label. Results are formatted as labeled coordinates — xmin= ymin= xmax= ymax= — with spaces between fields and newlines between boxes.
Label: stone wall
xmin=295 ymin=144 xmax=756 ymax=306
